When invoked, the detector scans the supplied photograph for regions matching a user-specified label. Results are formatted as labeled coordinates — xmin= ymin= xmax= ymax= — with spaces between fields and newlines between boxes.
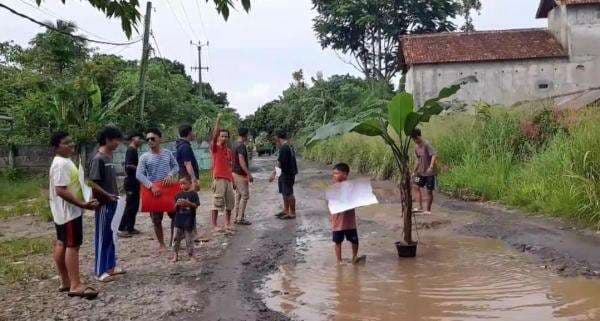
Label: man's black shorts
xmin=55 ymin=215 xmax=83 ymax=248
xmin=332 ymin=229 xmax=359 ymax=244
xmin=416 ymin=175 xmax=436 ymax=191
xmin=278 ymin=175 xmax=295 ymax=197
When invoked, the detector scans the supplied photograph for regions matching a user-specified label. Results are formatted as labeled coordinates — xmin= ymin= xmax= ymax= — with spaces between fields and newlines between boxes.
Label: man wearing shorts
xmin=411 ymin=128 xmax=438 ymax=215
xmin=210 ymin=113 xmax=235 ymax=233
xmin=270 ymin=130 xmax=298 ymax=220
xmin=136 ymin=128 xmax=179 ymax=254
xmin=49 ymin=131 xmax=98 ymax=299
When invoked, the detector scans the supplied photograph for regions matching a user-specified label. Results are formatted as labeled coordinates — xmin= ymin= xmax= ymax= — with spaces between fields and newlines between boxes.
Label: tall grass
xmin=304 ymin=105 xmax=600 ymax=228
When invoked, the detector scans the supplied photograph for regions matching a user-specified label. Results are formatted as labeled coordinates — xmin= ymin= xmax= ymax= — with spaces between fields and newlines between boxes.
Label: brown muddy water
xmin=260 ymin=205 xmax=600 ymax=321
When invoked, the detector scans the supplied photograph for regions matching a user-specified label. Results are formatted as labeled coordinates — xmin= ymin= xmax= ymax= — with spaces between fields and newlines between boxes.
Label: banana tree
xmin=306 ymin=76 xmax=476 ymax=246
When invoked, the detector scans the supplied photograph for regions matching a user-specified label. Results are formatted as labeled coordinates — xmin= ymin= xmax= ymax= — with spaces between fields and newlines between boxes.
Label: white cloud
xmin=230 ymin=83 xmax=280 ymax=117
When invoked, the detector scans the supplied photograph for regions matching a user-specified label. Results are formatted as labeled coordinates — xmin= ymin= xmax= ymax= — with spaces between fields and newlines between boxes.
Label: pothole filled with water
xmin=260 ymin=210 xmax=600 ymax=321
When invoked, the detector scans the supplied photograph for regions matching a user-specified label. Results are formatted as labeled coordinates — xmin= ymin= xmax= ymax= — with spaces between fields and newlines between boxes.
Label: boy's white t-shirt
xmin=49 ymin=156 xmax=84 ymax=225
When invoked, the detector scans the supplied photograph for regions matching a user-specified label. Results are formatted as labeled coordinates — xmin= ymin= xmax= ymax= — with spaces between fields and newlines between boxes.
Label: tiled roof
xmin=537 ymin=0 xmax=600 ymax=18
xmin=401 ymin=28 xmax=568 ymax=65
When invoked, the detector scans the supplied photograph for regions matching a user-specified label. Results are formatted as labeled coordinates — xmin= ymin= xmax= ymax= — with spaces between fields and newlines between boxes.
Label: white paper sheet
xmin=325 ymin=179 xmax=378 ymax=214
xmin=78 ymin=162 xmax=93 ymax=202
xmin=275 ymin=166 xmax=282 ymax=178
xmin=111 ymin=197 xmax=126 ymax=253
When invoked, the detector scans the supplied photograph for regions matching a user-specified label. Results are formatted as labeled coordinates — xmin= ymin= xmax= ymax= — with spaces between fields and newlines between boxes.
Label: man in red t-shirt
xmin=210 ymin=113 xmax=235 ymax=233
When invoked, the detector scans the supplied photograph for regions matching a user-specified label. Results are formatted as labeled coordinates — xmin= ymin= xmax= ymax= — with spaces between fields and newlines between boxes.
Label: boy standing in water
xmin=410 ymin=128 xmax=438 ymax=214
xmin=329 ymin=163 xmax=365 ymax=264
xmin=171 ymin=176 xmax=200 ymax=263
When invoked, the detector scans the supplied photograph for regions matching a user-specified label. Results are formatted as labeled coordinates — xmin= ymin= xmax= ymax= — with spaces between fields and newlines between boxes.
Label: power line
xmin=17 ymin=0 xmax=112 ymax=42
xmin=176 ymin=0 xmax=200 ymax=41
xmin=164 ymin=0 xmax=195 ymax=41
xmin=194 ymin=0 xmax=208 ymax=41
xmin=150 ymin=31 xmax=175 ymax=87
xmin=0 ymin=3 xmax=142 ymax=46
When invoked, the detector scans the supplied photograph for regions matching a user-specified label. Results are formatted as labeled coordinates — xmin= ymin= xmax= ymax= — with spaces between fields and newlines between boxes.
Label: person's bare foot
xmin=189 ymin=254 xmax=197 ymax=262
xmin=157 ymin=245 xmax=167 ymax=256
xmin=170 ymin=255 xmax=178 ymax=263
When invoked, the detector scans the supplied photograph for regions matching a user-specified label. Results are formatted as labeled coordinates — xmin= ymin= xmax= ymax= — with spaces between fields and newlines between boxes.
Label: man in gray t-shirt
xmin=88 ymin=126 xmax=124 ymax=281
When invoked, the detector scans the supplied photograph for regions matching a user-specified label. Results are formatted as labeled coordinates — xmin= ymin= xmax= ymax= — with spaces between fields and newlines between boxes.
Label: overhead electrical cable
xmin=0 ymin=3 xmax=142 ymax=46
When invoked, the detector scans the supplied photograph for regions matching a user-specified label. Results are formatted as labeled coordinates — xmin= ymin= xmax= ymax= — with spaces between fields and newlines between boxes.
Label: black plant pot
xmin=395 ymin=241 xmax=418 ymax=258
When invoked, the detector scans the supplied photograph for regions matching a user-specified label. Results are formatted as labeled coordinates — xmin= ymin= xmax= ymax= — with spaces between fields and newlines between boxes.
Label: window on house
xmin=538 ymin=83 xmax=549 ymax=89
xmin=576 ymin=64 xmax=585 ymax=71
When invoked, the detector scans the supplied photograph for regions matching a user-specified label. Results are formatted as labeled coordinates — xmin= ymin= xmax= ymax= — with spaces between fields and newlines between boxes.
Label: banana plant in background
xmin=49 ymin=78 xmax=137 ymax=143
xmin=306 ymin=76 xmax=477 ymax=246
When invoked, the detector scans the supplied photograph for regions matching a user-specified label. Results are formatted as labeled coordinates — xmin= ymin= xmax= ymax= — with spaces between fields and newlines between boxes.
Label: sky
xmin=0 ymin=0 xmax=547 ymax=117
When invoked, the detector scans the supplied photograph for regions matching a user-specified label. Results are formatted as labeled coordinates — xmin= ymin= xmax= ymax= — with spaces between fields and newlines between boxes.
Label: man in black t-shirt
xmin=119 ymin=133 xmax=143 ymax=236
xmin=232 ymin=127 xmax=253 ymax=225
xmin=176 ymin=124 xmax=200 ymax=191
xmin=269 ymin=130 xmax=298 ymax=220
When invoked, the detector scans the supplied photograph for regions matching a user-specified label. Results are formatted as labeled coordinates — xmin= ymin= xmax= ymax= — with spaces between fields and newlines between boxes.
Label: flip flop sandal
xmin=68 ymin=286 xmax=98 ymax=300
xmin=279 ymin=214 xmax=296 ymax=220
xmin=58 ymin=286 xmax=70 ymax=292
xmin=352 ymin=255 xmax=367 ymax=264
xmin=275 ymin=212 xmax=286 ymax=217
xmin=97 ymin=272 xmax=115 ymax=283
xmin=110 ymin=267 xmax=126 ymax=276
xmin=239 ymin=220 xmax=252 ymax=225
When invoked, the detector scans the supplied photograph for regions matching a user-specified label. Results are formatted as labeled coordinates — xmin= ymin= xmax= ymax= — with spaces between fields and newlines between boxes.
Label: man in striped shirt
xmin=136 ymin=128 xmax=179 ymax=254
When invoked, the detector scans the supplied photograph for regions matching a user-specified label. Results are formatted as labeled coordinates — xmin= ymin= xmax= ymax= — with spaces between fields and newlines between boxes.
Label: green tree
xmin=460 ymin=0 xmax=482 ymax=32
xmin=312 ymin=0 xmax=481 ymax=82
xmin=33 ymin=0 xmax=252 ymax=38
xmin=22 ymin=20 xmax=88 ymax=76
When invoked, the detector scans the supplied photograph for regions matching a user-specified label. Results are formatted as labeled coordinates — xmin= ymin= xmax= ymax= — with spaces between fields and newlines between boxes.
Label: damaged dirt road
xmin=2 ymin=157 xmax=600 ymax=321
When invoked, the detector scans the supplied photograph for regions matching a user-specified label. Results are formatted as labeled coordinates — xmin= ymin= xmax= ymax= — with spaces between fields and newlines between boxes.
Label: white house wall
xmin=406 ymin=57 xmax=600 ymax=107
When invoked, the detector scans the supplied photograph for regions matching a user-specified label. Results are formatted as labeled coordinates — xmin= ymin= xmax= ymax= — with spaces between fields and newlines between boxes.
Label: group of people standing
xmin=48 ymin=113 xmax=298 ymax=300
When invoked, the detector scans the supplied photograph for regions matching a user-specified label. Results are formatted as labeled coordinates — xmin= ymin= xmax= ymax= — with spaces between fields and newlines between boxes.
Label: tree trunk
xmin=399 ymin=167 xmax=413 ymax=243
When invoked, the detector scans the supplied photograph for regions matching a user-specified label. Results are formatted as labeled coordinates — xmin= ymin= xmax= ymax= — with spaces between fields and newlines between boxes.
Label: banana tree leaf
xmin=419 ymin=101 xmax=444 ymax=123
xmin=306 ymin=121 xmax=357 ymax=147
xmin=388 ymin=92 xmax=413 ymax=137
xmin=351 ymin=118 xmax=384 ymax=136
xmin=89 ymin=83 xmax=102 ymax=109
xmin=423 ymin=75 xmax=477 ymax=108
xmin=404 ymin=112 xmax=420 ymax=136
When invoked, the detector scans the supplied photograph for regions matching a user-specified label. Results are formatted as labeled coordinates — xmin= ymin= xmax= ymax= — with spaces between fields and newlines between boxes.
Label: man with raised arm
xmin=210 ymin=113 xmax=235 ymax=233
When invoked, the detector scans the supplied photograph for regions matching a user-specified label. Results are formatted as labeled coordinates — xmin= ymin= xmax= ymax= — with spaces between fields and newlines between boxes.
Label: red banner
xmin=140 ymin=182 xmax=182 ymax=213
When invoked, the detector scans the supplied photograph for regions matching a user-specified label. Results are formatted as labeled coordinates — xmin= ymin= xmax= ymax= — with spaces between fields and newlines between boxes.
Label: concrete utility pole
xmin=191 ymin=41 xmax=209 ymax=99
xmin=138 ymin=1 xmax=152 ymax=122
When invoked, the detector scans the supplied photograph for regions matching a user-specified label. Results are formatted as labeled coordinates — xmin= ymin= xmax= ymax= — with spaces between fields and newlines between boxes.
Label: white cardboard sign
xmin=325 ymin=179 xmax=378 ymax=214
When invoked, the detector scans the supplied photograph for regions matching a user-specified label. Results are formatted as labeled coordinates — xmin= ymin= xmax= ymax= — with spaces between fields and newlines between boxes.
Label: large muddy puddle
xmin=260 ymin=206 xmax=600 ymax=321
